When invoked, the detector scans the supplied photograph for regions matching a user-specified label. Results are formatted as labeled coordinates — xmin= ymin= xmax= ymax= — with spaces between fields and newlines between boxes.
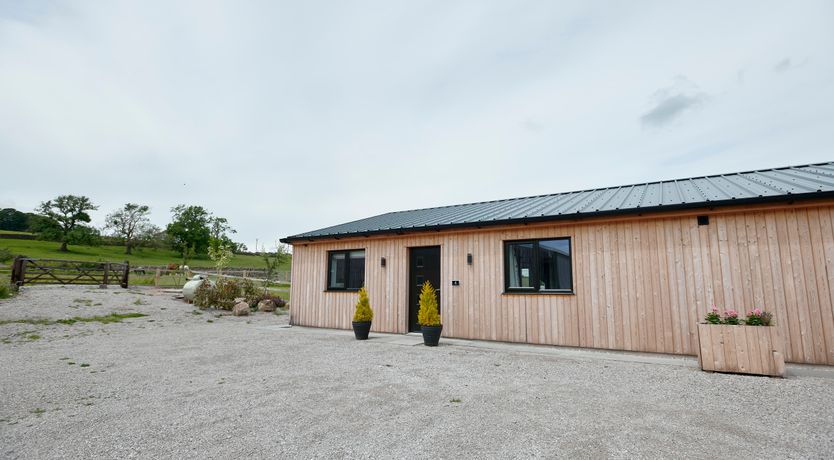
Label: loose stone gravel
xmin=1 ymin=285 xmax=833 ymax=459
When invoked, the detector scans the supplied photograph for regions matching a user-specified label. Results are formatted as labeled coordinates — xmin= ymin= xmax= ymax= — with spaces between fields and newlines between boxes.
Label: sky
xmin=1 ymin=1 xmax=833 ymax=250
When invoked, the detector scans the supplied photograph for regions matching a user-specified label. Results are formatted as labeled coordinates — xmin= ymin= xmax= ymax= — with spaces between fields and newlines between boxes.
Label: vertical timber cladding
xmin=289 ymin=204 xmax=834 ymax=365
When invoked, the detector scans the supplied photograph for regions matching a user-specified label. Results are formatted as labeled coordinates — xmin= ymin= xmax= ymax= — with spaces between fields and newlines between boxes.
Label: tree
xmin=36 ymin=195 xmax=98 ymax=252
xmin=210 ymin=217 xmax=235 ymax=242
xmin=0 ymin=208 xmax=30 ymax=232
xmin=137 ymin=224 xmax=165 ymax=249
xmin=208 ymin=240 xmax=234 ymax=275
xmin=105 ymin=203 xmax=152 ymax=255
xmin=166 ymin=205 xmax=213 ymax=258
xmin=166 ymin=205 xmax=238 ymax=261
xmin=259 ymin=242 xmax=290 ymax=288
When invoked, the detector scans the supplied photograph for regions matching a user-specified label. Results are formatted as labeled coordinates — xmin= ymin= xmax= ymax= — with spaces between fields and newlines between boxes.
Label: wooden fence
xmin=130 ymin=266 xmax=290 ymax=283
xmin=10 ymin=257 xmax=129 ymax=288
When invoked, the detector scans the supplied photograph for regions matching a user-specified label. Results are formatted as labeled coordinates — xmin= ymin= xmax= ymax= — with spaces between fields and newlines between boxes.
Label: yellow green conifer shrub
xmin=417 ymin=281 xmax=441 ymax=326
xmin=353 ymin=287 xmax=373 ymax=322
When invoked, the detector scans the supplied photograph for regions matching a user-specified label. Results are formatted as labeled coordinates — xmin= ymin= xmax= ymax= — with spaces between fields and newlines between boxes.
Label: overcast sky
xmin=1 ymin=1 xmax=833 ymax=250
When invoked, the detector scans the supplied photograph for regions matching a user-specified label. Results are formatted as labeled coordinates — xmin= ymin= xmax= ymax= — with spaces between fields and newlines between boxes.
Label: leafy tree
xmin=210 ymin=217 xmax=235 ymax=241
xmin=137 ymin=225 xmax=166 ymax=250
xmin=166 ymin=205 xmax=237 ymax=261
xmin=0 ymin=208 xmax=30 ymax=232
xmin=67 ymin=226 xmax=102 ymax=246
xmin=105 ymin=203 xmax=153 ymax=255
xmin=166 ymin=205 xmax=213 ymax=258
xmin=36 ymin=195 xmax=98 ymax=252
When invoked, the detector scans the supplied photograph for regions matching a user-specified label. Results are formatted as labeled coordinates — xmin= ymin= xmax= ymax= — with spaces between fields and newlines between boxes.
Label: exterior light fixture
xmin=381 ymin=257 xmax=386 ymax=267
xmin=467 ymin=253 xmax=473 ymax=265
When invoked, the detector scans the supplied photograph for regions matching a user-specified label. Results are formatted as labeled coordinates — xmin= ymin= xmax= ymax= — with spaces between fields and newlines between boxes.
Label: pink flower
xmin=753 ymin=308 xmax=762 ymax=316
xmin=711 ymin=305 xmax=719 ymax=313
xmin=726 ymin=309 xmax=738 ymax=318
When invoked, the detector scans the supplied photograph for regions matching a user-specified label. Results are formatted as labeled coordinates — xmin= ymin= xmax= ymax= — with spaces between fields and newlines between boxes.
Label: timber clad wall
xmin=289 ymin=203 xmax=834 ymax=365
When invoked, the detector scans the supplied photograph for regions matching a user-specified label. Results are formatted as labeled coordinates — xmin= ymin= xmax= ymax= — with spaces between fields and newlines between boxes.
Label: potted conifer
xmin=417 ymin=281 xmax=442 ymax=346
xmin=352 ymin=287 xmax=373 ymax=340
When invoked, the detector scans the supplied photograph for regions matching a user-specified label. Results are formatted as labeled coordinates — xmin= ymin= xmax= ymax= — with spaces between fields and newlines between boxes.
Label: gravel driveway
xmin=1 ymin=285 xmax=833 ymax=459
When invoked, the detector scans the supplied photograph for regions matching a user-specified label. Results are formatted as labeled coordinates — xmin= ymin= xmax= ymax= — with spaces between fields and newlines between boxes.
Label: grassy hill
xmin=0 ymin=238 xmax=289 ymax=270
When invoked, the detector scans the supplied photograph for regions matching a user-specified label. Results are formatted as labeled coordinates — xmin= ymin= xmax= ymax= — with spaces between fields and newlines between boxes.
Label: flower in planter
xmin=745 ymin=308 xmax=772 ymax=326
xmin=723 ymin=309 xmax=740 ymax=325
xmin=704 ymin=306 xmax=721 ymax=324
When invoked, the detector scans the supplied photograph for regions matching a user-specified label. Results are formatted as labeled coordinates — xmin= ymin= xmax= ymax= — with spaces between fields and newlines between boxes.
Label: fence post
xmin=154 ymin=269 xmax=161 ymax=288
xmin=121 ymin=261 xmax=129 ymax=288
xmin=102 ymin=263 xmax=109 ymax=288
xmin=19 ymin=258 xmax=28 ymax=286
xmin=11 ymin=257 xmax=23 ymax=286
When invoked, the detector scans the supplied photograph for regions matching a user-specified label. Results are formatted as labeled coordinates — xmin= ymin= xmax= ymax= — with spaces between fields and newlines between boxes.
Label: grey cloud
xmin=773 ymin=57 xmax=806 ymax=73
xmin=641 ymin=94 xmax=705 ymax=127
xmin=641 ymin=79 xmax=707 ymax=128
xmin=522 ymin=119 xmax=544 ymax=133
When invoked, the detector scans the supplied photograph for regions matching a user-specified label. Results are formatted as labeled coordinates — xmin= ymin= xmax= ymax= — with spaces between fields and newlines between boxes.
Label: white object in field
xmin=182 ymin=274 xmax=212 ymax=301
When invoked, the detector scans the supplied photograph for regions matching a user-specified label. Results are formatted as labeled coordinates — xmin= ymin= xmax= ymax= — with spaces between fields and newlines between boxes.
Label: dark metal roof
xmin=281 ymin=161 xmax=834 ymax=243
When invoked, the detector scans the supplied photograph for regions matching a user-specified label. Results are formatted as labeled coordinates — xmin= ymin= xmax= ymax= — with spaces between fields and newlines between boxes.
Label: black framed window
xmin=327 ymin=250 xmax=365 ymax=290
xmin=504 ymin=238 xmax=572 ymax=293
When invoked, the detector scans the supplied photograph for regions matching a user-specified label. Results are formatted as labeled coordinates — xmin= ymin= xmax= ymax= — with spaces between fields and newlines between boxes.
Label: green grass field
xmin=0 ymin=230 xmax=33 ymax=235
xmin=0 ymin=238 xmax=290 ymax=270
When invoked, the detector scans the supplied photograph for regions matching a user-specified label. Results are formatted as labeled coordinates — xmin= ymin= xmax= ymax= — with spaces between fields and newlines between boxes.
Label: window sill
xmin=325 ymin=288 xmax=361 ymax=293
xmin=503 ymin=290 xmax=575 ymax=296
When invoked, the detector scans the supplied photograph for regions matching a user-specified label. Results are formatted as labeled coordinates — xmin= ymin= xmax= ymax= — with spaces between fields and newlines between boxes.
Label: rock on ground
xmin=257 ymin=299 xmax=276 ymax=312
xmin=232 ymin=301 xmax=249 ymax=316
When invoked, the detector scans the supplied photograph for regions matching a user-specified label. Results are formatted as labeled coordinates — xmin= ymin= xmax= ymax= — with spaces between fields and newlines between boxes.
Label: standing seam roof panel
xmin=282 ymin=161 xmax=834 ymax=241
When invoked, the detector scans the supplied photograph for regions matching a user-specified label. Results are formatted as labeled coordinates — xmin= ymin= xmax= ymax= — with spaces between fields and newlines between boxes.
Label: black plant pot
xmin=421 ymin=324 xmax=443 ymax=346
xmin=352 ymin=321 xmax=372 ymax=340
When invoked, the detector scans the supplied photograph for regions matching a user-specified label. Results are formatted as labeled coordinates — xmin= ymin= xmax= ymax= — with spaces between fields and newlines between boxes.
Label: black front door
xmin=408 ymin=246 xmax=441 ymax=332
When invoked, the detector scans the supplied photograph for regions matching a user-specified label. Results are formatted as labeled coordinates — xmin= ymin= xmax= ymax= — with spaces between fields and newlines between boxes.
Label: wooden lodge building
xmin=281 ymin=162 xmax=834 ymax=366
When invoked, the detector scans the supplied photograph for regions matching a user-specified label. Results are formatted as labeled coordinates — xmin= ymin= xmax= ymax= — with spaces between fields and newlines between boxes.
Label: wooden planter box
xmin=697 ymin=324 xmax=785 ymax=377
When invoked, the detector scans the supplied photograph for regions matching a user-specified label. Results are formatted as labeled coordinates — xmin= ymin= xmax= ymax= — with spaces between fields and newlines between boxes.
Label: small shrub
xmin=213 ymin=278 xmax=243 ymax=310
xmin=417 ymin=281 xmax=441 ymax=326
xmin=241 ymin=279 xmax=262 ymax=307
xmin=722 ymin=309 xmax=740 ymax=325
xmin=0 ymin=284 xmax=11 ymax=300
xmin=704 ymin=306 xmax=721 ymax=324
xmin=194 ymin=277 xmax=285 ymax=311
xmin=194 ymin=278 xmax=243 ymax=310
xmin=353 ymin=287 xmax=373 ymax=322
xmin=192 ymin=280 xmax=214 ymax=308
xmin=0 ymin=248 xmax=13 ymax=263
xmin=271 ymin=296 xmax=287 ymax=309
xmin=745 ymin=308 xmax=773 ymax=326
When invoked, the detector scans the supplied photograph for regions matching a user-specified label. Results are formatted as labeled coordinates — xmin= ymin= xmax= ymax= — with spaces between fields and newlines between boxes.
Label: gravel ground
xmin=1 ymin=285 xmax=833 ymax=459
